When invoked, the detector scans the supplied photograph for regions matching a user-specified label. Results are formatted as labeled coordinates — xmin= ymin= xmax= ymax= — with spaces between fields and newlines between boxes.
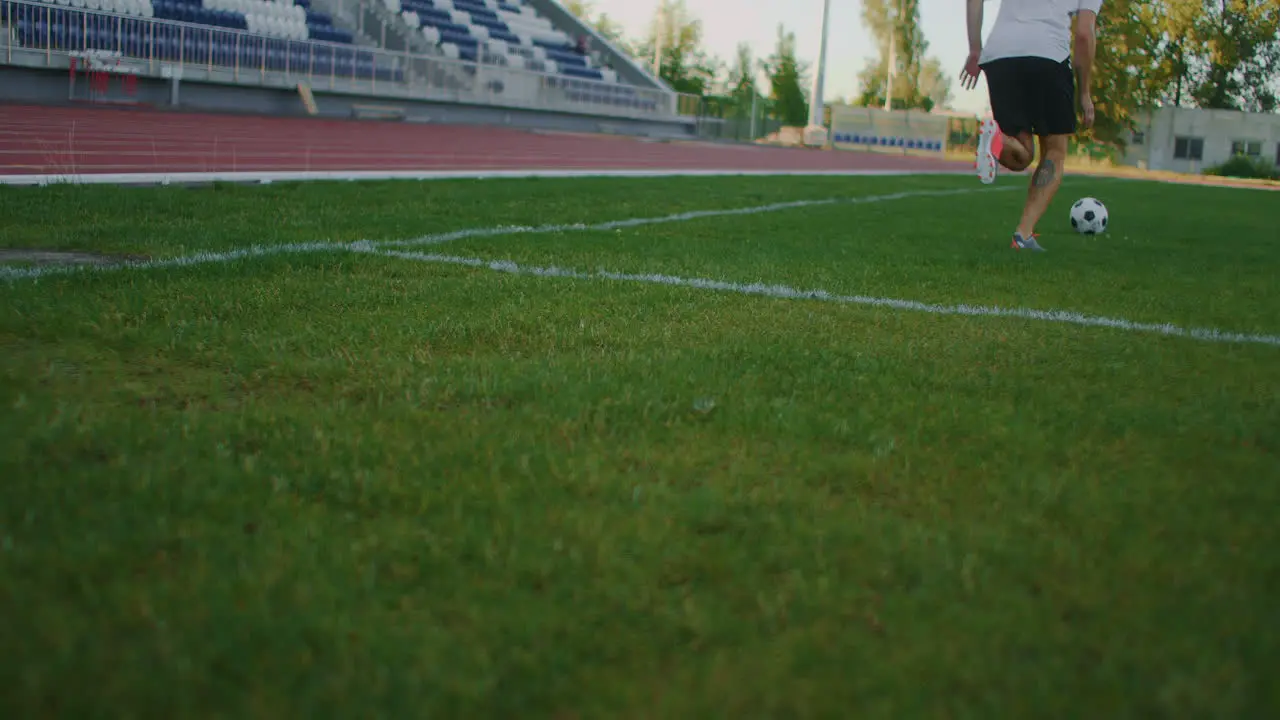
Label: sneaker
xmin=976 ymin=117 xmax=1002 ymax=184
xmin=1011 ymin=232 xmax=1045 ymax=251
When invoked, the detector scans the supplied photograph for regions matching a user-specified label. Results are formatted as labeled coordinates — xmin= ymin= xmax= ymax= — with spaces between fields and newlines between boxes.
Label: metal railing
xmin=1 ymin=0 xmax=682 ymax=119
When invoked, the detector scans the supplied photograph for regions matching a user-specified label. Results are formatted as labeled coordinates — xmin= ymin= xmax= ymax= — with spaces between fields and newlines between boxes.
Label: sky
xmin=585 ymin=0 xmax=1002 ymax=115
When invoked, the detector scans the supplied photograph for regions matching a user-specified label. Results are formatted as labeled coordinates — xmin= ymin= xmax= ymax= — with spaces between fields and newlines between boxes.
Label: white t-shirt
xmin=980 ymin=0 xmax=1104 ymax=64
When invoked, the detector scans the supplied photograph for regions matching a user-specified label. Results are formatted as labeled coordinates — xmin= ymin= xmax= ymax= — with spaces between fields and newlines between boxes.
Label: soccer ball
xmin=1070 ymin=197 xmax=1109 ymax=235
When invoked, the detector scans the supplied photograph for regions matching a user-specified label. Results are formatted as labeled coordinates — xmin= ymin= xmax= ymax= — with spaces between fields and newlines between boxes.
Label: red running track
xmin=0 ymin=104 xmax=969 ymax=176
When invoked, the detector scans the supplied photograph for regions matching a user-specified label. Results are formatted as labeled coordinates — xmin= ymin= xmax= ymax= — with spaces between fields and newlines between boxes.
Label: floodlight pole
xmin=653 ymin=1 xmax=665 ymax=77
xmin=803 ymin=0 xmax=833 ymax=146
xmin=808 ymin=0 xmax=832 ymax=129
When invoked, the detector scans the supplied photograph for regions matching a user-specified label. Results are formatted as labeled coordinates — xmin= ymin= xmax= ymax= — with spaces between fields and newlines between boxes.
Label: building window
xmin=1173 ymin=136 xmax=1204 ymax=161
xmin=1231 ymin=140 xmax=1262 ymax=157
xmin=1131 ymin=131 xmax=1145 ymax=145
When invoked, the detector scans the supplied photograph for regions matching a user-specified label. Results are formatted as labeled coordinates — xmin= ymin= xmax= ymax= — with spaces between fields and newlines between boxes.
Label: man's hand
xmin=1079 ymin=94 xmax=1095 ymax=128
xmin=960 ymin=51 xmax=982 ymax=91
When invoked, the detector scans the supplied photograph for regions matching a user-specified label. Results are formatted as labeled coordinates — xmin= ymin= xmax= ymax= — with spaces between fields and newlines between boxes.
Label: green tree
xmin=1082 ymin=0 xmax=1278 ymax=147
xmin=762 ymin=24 xmax=809 ymax=126
xmin=633 ymin=0 xmax=720 ymax=96
xmin=726 ymin=42 xmax=762 ymax=114
xmin=916 ymin=57 xmax=953 ymax=110
xmin=1080 ymin=0 xmax=1169 ymax=144
xmin=1072 ymin=0 xmax=1278 ymax=149
xmin=562 ymin=0 xmax=632 ymax=53
xmin=1187 ymin=0 xmax=1280 ymax=112
xmin=855 ymin=0 xmax=950 ymax=110
xmin=1154 ymin=0 xmax=1205 ymax=107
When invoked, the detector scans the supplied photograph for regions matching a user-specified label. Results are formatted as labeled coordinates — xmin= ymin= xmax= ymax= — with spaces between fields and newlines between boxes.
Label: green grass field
xmin=2 ymin=173 xmax=1279 ymax=718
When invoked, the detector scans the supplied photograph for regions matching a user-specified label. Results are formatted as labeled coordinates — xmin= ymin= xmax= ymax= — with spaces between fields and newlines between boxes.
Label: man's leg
xmin=976 ymin=59 xmax=1032 ymax=182
xmin=1000 ymin=131 xmax=1034 ymax=171
xmin=1010 ymin=58 xmax=1077 ymax=251
xmin=1016 ymin=134 xmax=1068 ymax=237
xmin=981 ymin=124 xmax=1032 ymax=177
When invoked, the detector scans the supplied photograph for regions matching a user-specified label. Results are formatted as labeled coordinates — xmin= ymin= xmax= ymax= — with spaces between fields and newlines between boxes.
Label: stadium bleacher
xmin=388 ymin=0 xmax=607 ymax=82
xmin=385 ymin=0 xmax=656 ymax=111
xmin=0 ymin=0 xmax=663 ymax=113
xmin=2 ymin=0 xmax=388 ymax=79
xmin=5 ymin=0 xmax=356 ymax=47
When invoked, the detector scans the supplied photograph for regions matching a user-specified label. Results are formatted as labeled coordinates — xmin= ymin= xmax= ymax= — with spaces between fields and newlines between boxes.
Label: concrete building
xmin=1120 ymin=106 xmax=1280 ymax=173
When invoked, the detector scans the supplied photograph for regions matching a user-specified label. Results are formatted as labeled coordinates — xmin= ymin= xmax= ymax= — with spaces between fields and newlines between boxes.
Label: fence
xmin=679 ymin=93 xmax=785 ymax=144
xmin=0 ymin=0 xmax=681 ymax=120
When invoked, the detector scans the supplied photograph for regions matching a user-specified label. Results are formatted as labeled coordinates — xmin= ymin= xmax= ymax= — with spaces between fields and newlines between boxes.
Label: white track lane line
xmin=0 ymin=168 xmax=972 ymax=186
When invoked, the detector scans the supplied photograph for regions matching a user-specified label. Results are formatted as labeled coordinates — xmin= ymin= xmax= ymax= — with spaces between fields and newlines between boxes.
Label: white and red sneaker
xmin=975 ymin=117 xmax=1003 ymax=184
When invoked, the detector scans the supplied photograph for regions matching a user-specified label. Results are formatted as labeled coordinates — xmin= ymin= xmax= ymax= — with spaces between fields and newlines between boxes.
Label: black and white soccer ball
xmin=1069 ymin=197 xmax=1109 ymax=235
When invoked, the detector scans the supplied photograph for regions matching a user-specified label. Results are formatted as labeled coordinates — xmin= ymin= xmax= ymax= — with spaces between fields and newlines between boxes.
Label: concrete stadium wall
xmin=0 ymin=63 xmax=696 ymax=138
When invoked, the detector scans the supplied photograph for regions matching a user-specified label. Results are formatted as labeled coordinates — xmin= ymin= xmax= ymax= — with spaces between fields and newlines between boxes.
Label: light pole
xmin=652 ymin=1 xmax=665 ymax=77
xmin=804 ymin=0 xmax=832 ymax=146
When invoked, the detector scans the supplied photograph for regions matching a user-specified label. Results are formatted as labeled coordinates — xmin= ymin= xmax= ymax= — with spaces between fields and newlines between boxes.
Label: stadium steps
xmin=308 ymin=0 xmax=424 ymax=54
xmin=315 ymin=0 xmax=478 ymax=95
xmin=306 ymin=0 xmax=476 ymax=95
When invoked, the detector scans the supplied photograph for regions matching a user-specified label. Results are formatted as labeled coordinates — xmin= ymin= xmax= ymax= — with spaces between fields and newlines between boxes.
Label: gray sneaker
xmin=1011 ymin=232 xmax=1045 ymax=251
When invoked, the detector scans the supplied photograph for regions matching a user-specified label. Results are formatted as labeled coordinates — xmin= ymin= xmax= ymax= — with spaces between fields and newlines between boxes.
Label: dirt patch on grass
xmin=0 ymin=249 xmax=151 ymax=266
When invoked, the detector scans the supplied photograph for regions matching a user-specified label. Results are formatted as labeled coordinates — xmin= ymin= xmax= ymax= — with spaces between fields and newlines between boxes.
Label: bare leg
xmin=1000 ymin=131 xmax=1034 ymax=172
xmin=1015 ymin=134 xmax=1069 ymax=237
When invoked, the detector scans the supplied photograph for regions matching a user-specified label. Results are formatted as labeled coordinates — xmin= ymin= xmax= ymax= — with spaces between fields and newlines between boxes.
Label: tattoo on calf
xmin=1033 ymin=158 xmax=1058 ymax=188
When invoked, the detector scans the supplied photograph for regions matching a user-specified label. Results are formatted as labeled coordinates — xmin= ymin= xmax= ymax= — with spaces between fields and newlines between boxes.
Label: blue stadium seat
xmin=387 ymin=0 xmax=636 ymax=90
xmin=560 ymin=65 xmax=601 ymax=80
xmin=439 ymin=30 xmax=477 ymax=47
xmin=6 ymin=0 xmax=356 ymax=73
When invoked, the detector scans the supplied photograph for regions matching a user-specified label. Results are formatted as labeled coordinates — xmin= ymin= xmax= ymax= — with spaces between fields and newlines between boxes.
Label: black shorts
xmin=981 ymin=56 xmax=1076 ymax=137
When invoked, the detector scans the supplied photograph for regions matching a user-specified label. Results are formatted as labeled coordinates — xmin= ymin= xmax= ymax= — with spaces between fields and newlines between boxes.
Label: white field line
xmin=3 ymin=182 xmax=1274 ymax=347
xmin=371 ymin=249 xmax=1280 ymax=348
xmin=380 ymin=186 xmax=1011 ymax=248
xmin=2 ymin=164 xmax=1274 ymax=191
xmin=0 ymin=186 xmax=1010 ymax=282
xmin=0 ymin=241 xmax=360 ymax=282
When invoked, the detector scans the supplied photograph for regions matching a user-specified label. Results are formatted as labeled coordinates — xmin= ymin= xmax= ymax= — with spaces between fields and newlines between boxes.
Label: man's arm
xmin=966 ymin=0 xmax=985 ymax=56
xmin=1073 ymin=10 xmax=1097 ymax=101
xmin=1075 ymin=8 xmax=1095 ymax=126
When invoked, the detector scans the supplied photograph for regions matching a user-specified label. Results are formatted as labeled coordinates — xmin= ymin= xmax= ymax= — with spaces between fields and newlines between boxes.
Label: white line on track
xmin=0 ymin=167 xmax=969 ymax=186
xmin=2 ymin=183 xmax=1275 ymax=348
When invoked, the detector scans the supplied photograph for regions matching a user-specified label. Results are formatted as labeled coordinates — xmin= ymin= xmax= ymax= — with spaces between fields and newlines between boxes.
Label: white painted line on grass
xmin=0 ymin=241 xmax=360 ymax=281
xmin=3 ymin=164 xmax=1264 ymax=191
xmin=382 ymin=186 xmax=1014 ymax=249
xmin=1 ymin=186 xmax=1007 ymax=281
xmin=6 ymin=181 xmax=1273 ymax=348
xmin=0 ymin=167 xmax=971 ymax=187
xmin=371 ymin=249 xmax=1280 ymax=348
